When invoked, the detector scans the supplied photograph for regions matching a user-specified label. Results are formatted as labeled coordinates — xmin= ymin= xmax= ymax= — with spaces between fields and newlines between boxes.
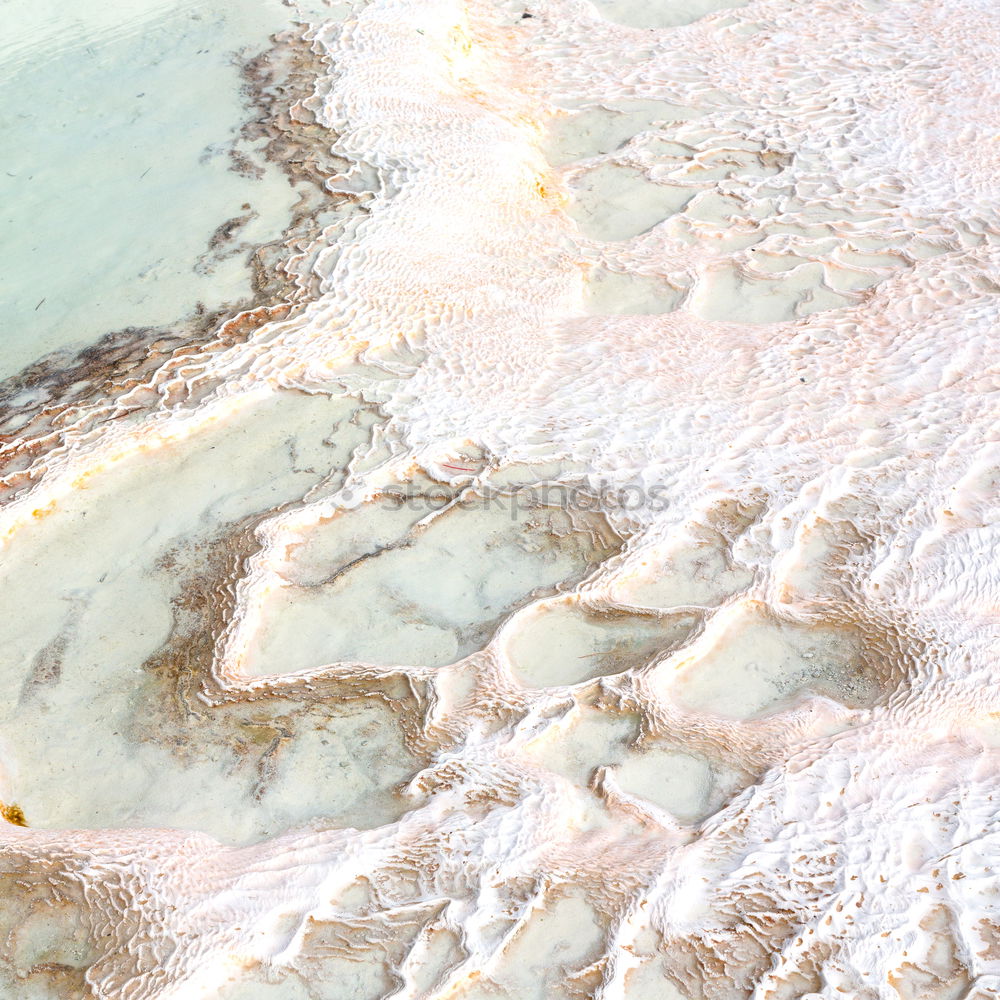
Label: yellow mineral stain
xmin=449 ymin=23 xmax=473 ymax=58
xmin=0 ymin=801 xmax=28 ymax=826
xmin=30 ymin=499 xmax=57 ymax=520
xmin=534 ymin=176 xmax=567 ymax=208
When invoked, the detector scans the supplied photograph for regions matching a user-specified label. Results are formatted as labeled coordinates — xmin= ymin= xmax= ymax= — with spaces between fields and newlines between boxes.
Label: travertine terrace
xmin=2 ymin=0 xmax=999 ymax=998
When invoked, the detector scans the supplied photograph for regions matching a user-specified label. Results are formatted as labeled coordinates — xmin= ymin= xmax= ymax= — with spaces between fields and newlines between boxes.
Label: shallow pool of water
xmin=0 ymin=0 xmax=309 ymax=378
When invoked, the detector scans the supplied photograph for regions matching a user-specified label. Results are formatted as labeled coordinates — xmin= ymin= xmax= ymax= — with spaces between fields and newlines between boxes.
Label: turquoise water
xmin=0 ymin=0 xmax=308 ymax=378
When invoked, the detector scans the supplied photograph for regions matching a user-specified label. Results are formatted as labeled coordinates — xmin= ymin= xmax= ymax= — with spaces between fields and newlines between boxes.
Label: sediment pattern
xmin=2 ymin=0 xmax=999 ymax=997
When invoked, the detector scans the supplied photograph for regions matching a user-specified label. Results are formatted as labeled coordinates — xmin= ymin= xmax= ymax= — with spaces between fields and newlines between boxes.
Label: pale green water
xmin=0 ymin=0 xmax=312 ymax=379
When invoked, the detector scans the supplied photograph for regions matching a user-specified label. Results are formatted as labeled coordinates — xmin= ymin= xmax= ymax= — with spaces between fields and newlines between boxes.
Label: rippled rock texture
xmin=2 ymin=0 xmax=999 ymax=998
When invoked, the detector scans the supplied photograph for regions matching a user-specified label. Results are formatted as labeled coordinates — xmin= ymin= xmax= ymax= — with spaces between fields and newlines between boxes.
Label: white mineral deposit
xmin=1 ymin=0 xmax=998 ymax=998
